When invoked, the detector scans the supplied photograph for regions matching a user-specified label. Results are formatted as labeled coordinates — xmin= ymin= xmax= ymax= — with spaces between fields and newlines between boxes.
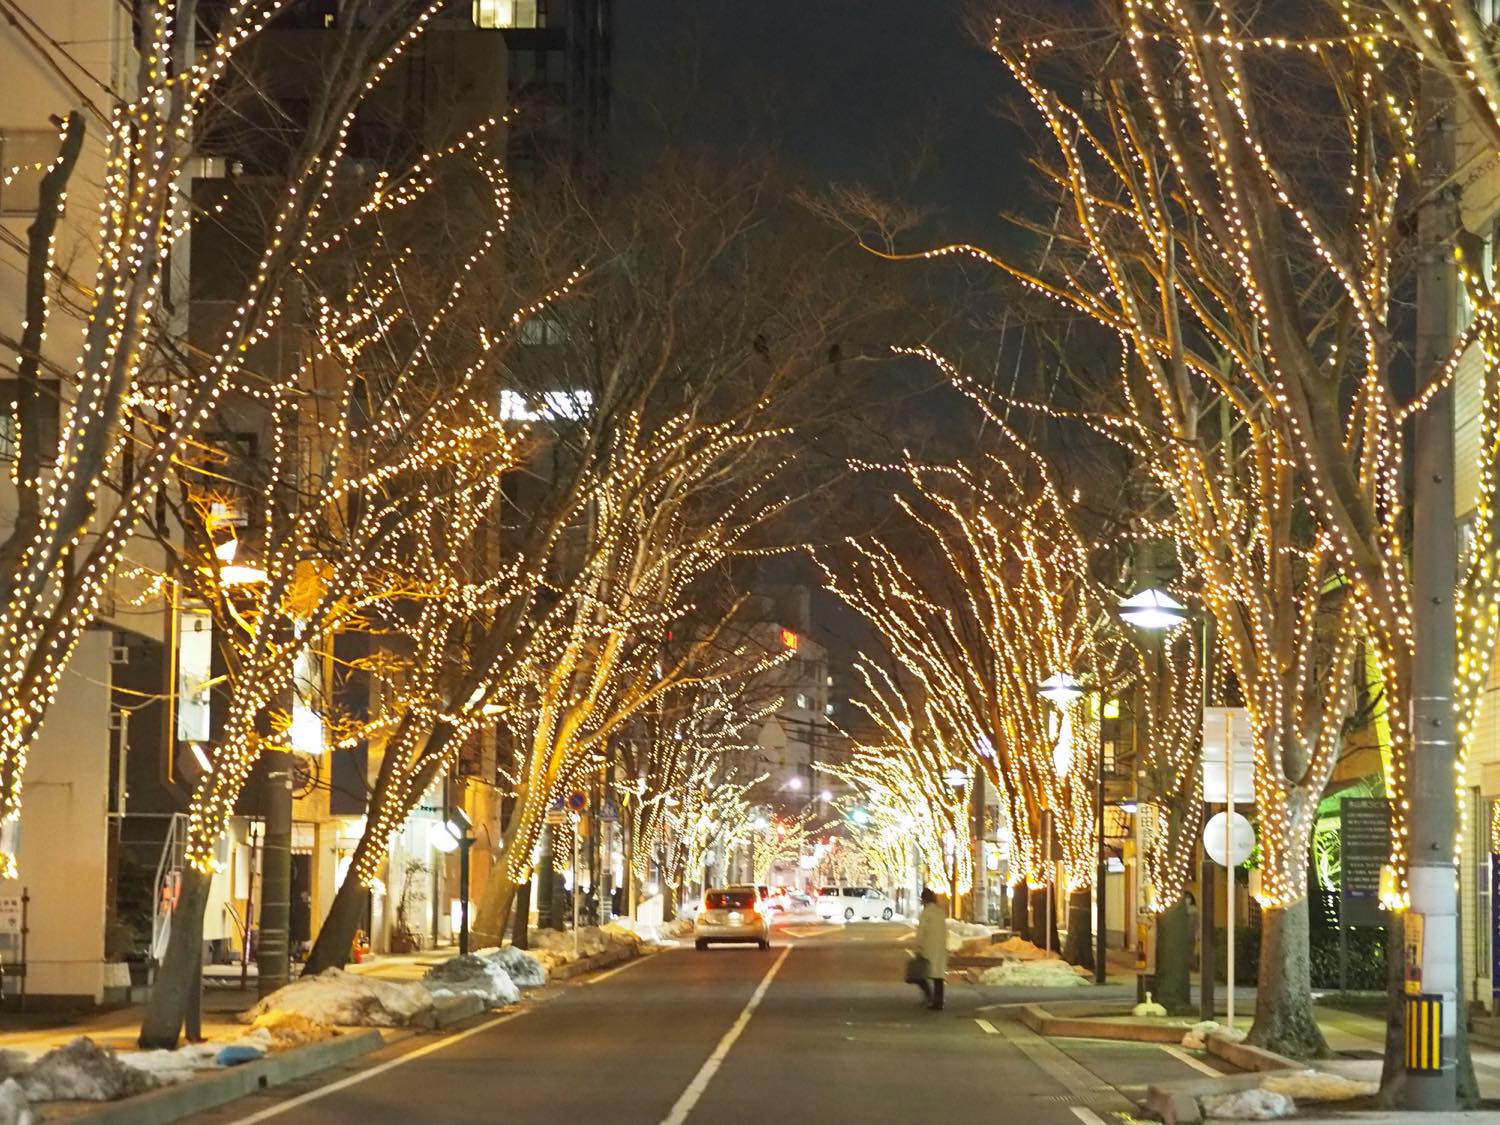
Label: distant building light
xmin=795 ymin=693 xmax=809 ymax=710
xmin=472 ymin=0 xmax=539 ymax=28
xmin=780 ymin=628 xmax=799 ymax=651
xmin=824 ymin=703 xmax=834 ymax=715
xmin=498 ymin=388 xmax=593 ymax=422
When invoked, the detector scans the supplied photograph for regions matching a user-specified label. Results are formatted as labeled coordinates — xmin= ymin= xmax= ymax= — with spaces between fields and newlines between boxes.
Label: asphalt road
xmin=185 ymin=920 xmax=1223 ymax=1125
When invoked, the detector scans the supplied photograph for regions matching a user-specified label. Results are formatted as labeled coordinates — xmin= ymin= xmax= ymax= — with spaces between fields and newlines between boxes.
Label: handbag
xmin=905 ymin=953 xmax=931 ymax=983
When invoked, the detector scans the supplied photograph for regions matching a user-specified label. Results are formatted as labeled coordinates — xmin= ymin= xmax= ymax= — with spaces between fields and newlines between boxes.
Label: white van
xmin=816 ymin=886 xmax=896 ymax=922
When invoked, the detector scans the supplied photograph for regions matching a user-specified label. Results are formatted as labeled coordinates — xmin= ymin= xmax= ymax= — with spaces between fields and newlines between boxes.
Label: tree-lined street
xmin=180 ymin=924 xmax=1225 ymax=1125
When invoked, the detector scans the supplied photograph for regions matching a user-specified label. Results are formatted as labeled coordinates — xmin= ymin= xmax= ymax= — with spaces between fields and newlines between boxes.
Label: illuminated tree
xmin=0 ymin=0 xmax=458 ymax=866
xmin=137 ymin=155 xmax=528 ymax=1045
xmin=862 ymin=3 xmax=1435 ymax=1053
xmin=819 ymin=445 xmax=1115 ymax=958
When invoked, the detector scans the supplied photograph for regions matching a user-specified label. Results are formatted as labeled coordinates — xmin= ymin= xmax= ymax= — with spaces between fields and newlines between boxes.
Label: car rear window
xmin=706 ymin=891 xmax=756 ymax=909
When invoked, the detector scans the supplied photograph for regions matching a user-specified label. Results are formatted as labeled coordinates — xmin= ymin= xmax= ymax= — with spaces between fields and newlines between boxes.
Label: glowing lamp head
xmin=1036 ymin=671 xmax=1085 ymax=707
xmin=1118 ymin=587 xmax=1188 ymax=631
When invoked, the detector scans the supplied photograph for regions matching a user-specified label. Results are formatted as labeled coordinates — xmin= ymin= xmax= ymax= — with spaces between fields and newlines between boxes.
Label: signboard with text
xmin=1340 ymin=797 xmax=1391 ymax=928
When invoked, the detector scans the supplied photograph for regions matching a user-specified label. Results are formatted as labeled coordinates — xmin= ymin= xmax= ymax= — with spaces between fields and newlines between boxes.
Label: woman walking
xmin=911 ymin=888 xmax=948 ymax=1010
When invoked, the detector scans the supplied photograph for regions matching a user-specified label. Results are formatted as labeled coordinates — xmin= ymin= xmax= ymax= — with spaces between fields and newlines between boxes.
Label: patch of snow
xmin=1132 ymin=993 xmax=1168 ymax=1017
xmin=0 ymin=1079 xmax=31 ymax=1125
xmin=422 ymin=954 xmax=520 ymax=1007
xmin=1260 ymin=1070 xmax=1377 ymax=1102
xmin=1182 ymin=1021 xmax=1247 ymax=1050
xmin=247 ymin=1010 xmax=338 ymax=1047
xmin=1199 ymin=1088 xmax=1294 ymax=1120
xmin=21 ymin=1038 xmax=154 ymax=1102
xmin=491 ymin=946 xmax=547 ymax=987
xmin=943 ymin=920 xmax=995 ymax=950
xmin=245 ymin=968 xmax=433 ymax=1028
xmin=115 ymin=1043 xmax=218 ymax=1086
xmin=604 ymin=916 xmax=692 ymax=945
xmin=976 ymin=958 xmax=1092 ymax=988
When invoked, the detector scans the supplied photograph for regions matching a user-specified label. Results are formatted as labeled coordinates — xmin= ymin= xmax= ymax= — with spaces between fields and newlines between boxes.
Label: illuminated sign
xmin=780 ymin=628 xmax=799 ymax=651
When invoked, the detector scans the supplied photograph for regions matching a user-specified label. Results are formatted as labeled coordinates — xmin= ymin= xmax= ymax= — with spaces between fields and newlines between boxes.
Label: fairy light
xmin=0 ymin=0 xmax=469 ymax=873
xmin=859 ymin=4 xmax=1444 ymax=918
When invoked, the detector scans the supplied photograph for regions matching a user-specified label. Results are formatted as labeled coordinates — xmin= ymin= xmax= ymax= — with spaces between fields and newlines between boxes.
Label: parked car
xmin=816 ymin=886 xmax=897 ymax=922
xmin=695 ymin=886 xmax=772 ymax=949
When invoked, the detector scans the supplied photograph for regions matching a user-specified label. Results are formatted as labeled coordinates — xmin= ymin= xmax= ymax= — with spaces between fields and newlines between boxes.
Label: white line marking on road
xmin=1069 ymin=1108 xmax=1109 ymax=1124
xmin=224 ymin=1006 xmax=532 ymax=1123
xmin=585 ymin=951 xmax=656 ymax=985
xmin=659 ymin=946 xmax=791 ymax=1125
xmin=975 ymin=1018 xmax=999 ymax=1034
xmin=1160 ymin=1043 xmax=1222 ymax=1077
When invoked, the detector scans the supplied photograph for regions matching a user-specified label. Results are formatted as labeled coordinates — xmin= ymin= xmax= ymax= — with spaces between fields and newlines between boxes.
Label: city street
xmin=181 ymin=921 xmax=1225 ymax=1125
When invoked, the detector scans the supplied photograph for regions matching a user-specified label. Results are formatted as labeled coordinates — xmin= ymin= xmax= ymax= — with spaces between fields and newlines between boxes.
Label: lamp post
xmin=1036 ymin=672 xmax=1106 ymax=985
xmin=1118 ymin=587 xmax=1216 ymax=1021
xmin=445 ymin=807 xmax=474 ymax=955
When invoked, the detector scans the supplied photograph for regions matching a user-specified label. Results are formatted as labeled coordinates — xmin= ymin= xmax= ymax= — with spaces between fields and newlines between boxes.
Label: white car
xmin=816 ymin=886 xmax=897 ymax=922
xmin=695 ymin=886 xmax=772 ymax=949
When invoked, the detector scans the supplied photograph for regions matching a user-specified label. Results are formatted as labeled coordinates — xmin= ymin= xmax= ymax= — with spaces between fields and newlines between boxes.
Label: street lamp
xmin=1118 ymin=585 xmax=1216 ymax=1020
xmin=446 ymin=806 xmax=475 ymax=955
xmin=1117 ymin=587 xmax=1189 ymax=631
xmin=1037 ymin=671 xmax=1086 ymax=707
xmin=1035 ymin=670 xmax=1106 ymax=985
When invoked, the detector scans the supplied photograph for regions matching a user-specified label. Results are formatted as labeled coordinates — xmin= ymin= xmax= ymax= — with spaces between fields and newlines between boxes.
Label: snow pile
xmin=492 ymin=946 xmax=548 ymax=987
xmin=114 ymin=1043 xmax=220 ymax=1087
xmin=20 ymin=1038 xmax=154 ymax=1102
xmin=247 ymin=1010 xmax=338 ymax=1047
xmin=422 ymin=954 xmax=520 ymax=1007
xmin=977 ymin=958 xmax=1092 ymax=988
xmin=604 ymin=916 xmax=693 ymax=945
xmin=246 ymin=968 xmax=433 ymax=1028
xmin=0 ymin=1079 xmax=30 ymax=1125
xmin=1199 ymin=1088 xmax=1294 ymax=1120
xmin=944 ymin=923 xmax=996 ymax=953
xmin=1182 ymin=1021 xmax=1248 ymax=1050
xmin=1260 ymin=1069 xmax=1377 ymax=1102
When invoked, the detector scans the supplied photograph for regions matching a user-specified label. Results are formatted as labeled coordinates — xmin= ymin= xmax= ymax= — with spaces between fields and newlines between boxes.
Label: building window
xmin=473 ymin=0 xmax=539 ymax=27
xmin=0 ymin=129 xmax=59 ymax=215
xmin=795 ymin=693 xmax=808 ymax=710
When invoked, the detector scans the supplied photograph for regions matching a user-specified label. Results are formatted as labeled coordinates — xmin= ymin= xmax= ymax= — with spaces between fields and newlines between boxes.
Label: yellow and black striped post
xmin=1405 ymin=994 xmax=1443 ymax=1073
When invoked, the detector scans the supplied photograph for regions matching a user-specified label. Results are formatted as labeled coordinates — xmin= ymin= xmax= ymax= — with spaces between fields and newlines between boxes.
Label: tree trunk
xmin=471 ymin=869 xmax=518 ymax=949
xmin=1155 ymin=898 xmax=1194 ymax=1014
xmin=663 ymin=885 xmax=678 ymax=922
xmin=1027 ymin=885 xmax=1060 ymax=952
xmin=1062 ymin=888 xmax=1094 ymax=970
xmin=138 ymin=866 xmax=211 ymax=1049
xmin=1010 ymin=882 xmax=1029 ymax=937
xmin=302 ymin=870 xmax=369 ymax=975
xmin=511 ymin=881 xmax=531 ymax=950
xmin=1247 ymin=897 xmax=1329 ymax=1058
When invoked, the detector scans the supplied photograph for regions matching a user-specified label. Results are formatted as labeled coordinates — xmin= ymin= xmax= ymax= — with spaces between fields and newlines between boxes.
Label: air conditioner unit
xmin=109 ymin=644 xmax=130 ymax=665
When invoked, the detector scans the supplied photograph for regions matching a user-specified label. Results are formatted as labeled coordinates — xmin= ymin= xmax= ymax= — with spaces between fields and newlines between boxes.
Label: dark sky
xmin=613 ymin=0 xmax=1017 ymax=244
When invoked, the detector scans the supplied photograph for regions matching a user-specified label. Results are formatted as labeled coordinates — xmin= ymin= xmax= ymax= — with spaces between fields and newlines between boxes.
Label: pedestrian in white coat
xmin=912 ymin=887 xmax=948 ymax=1010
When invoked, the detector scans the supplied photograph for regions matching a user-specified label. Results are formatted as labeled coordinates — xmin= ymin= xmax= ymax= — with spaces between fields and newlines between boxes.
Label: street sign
xmin=566 ymin=792 xmax=586 ymax=812
xmin=1339 ymin=797 xmax=1391 ymax=927
xmin=0 ymin=898 xmax=21 ymax=934
xmin=1200 ymin=707 xmax=1254 ymax=803
xmin=1203 ymin=811 xmax=1255 ymax=866
xmin=544 ymin=809 xmax=568 ymax=827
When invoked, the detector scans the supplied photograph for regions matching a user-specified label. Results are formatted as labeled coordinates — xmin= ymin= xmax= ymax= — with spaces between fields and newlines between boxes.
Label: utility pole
xmin=257 ymin=748 xmax=292 ymax=997
xmin=1401 ymin=59 xmax=1460 ymax=1112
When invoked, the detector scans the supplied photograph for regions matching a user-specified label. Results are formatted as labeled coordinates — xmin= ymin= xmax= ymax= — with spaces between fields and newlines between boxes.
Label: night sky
xmin=614 ymin=0 xmax=1017 ymax=244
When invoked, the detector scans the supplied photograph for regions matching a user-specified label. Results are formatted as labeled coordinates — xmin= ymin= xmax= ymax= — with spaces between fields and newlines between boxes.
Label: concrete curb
xmin=548 ymin=944 xmax=640 ymax=981
xmin=69 ymin=1029 xmax=386 ymax=1125
xmin=1204 ymin=1033 xmax=1300 ymax=1073
xmin=68 ymin=987 xmax=498 ymax=1123
xmin=1018 ymin=1001 xmax=1189 ymax=1044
